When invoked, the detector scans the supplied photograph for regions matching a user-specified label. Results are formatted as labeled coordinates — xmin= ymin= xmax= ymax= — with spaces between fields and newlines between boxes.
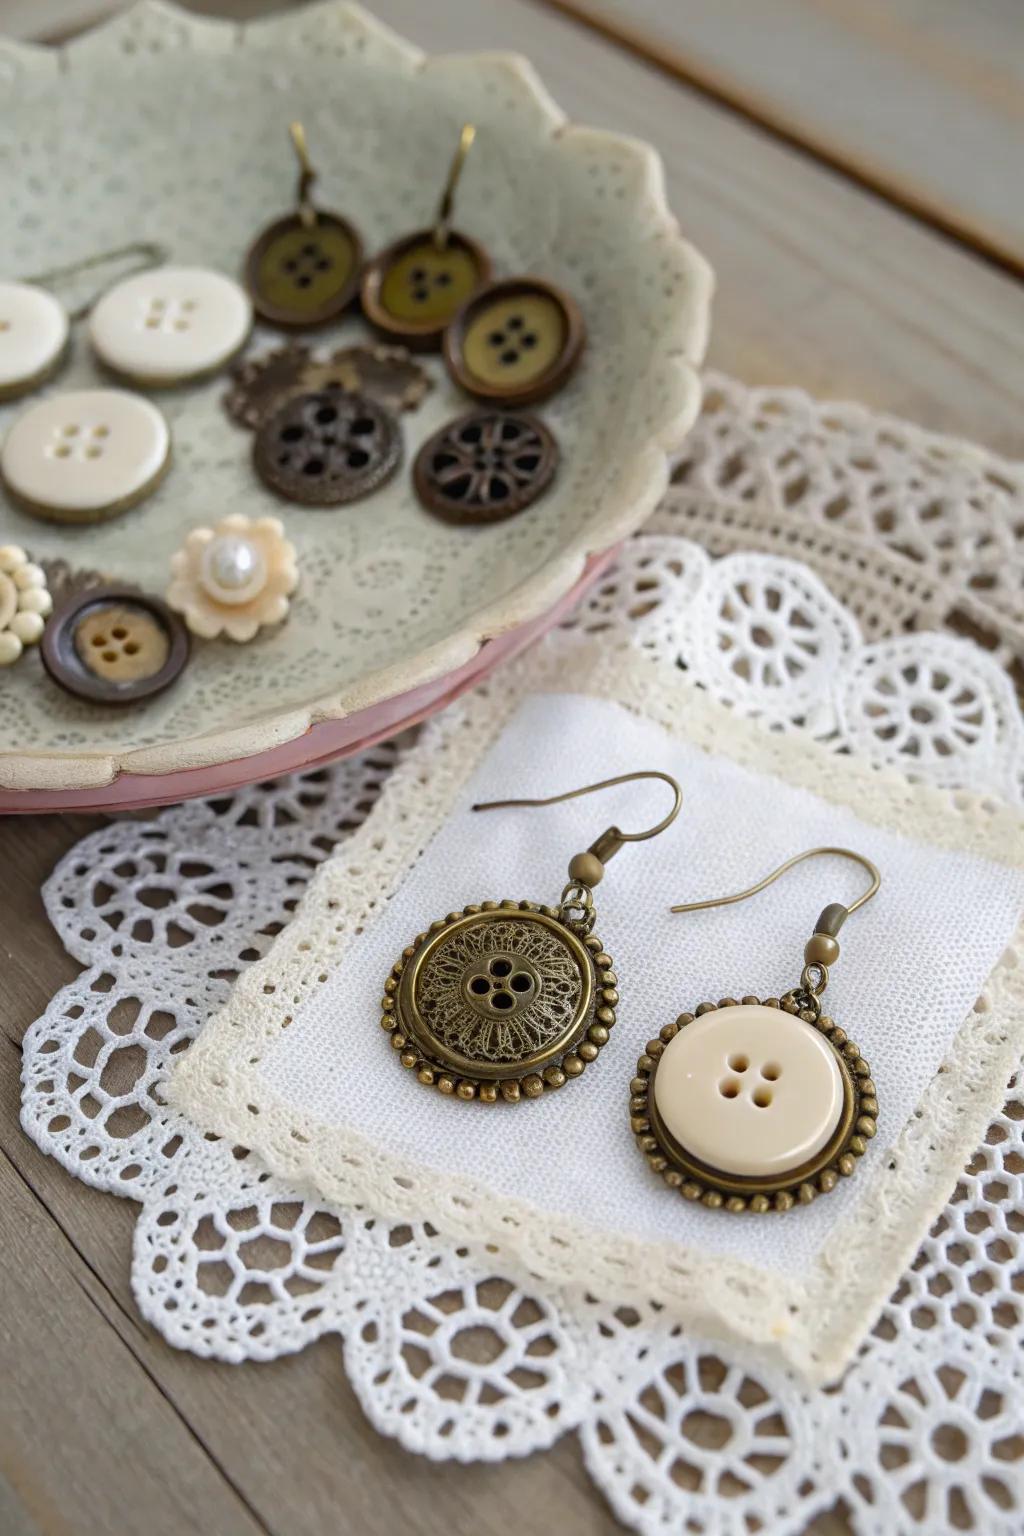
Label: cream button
xmin=653 ymin=1004 xmax=845 ymax=1178
xmin=0 ymin=281 xmax=69 ymax=399
xmin=89 ymin=266 xmax=251 ymax=384
xmin=1 ymin=388 xmax=170 ymax=524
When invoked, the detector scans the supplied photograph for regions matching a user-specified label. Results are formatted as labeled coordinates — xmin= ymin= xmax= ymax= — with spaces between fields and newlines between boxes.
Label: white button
xmin=0 ymin=281 xmax=69 ymax=399
xmin=653 ymin=1004 xmax=845 ymax=1178
xmin=89 ymin=266 xmax=252 ymax=383
xmin=1 ymin=389 xmax=170 ymax=523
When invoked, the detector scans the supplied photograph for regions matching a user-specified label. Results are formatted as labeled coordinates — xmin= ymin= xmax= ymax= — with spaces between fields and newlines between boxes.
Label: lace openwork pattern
xmin=20 ymin=389 xmax=1024 ymax=1535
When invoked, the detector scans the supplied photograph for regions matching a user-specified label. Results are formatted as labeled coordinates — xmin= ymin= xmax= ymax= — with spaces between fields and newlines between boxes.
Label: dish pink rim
xmin=0 ymin=548 xmax=617 ymax=815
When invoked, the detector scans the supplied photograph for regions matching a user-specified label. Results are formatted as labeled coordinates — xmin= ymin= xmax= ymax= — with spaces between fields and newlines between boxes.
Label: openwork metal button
xmin=413 ymin=409 xmax=558 ymax=524
xmin=225 ymin=342 xmax=432 ymax=429
xmin=443 ymin=277 xmax=585 ymax=406
xmin=361 ymin=230 xmax=491 ymax=349
xmin=253 ymin=389 xmax=402 ymax=506
xmin=244 ymin=212 xmax=363 ymax=328
xmin=383 ymin=901 xmax=619 ymax=1102
xmin=41 ymin=585 xmax=189 ymax=705
xmin=631 ymin=996 xmax=878 ymax=1213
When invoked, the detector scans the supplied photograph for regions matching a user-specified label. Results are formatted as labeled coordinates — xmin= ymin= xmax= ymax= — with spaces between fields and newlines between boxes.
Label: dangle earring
xmin=244 ymin=122 xmax=364 ymax=328
xmin=631 ymin=848 xmax=881 ymax=1213
xmin=381 ymin=771 xmax=681 ymax=1103
xmin=0 ymin=241 xmax=165 ymax=400
xmin=361 ymin=123 xmax=491 ymax=350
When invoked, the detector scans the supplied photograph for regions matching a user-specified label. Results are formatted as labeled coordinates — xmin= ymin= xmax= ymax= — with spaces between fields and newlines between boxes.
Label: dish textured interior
xmin=0 ymin=2 xmax=710 ymax=786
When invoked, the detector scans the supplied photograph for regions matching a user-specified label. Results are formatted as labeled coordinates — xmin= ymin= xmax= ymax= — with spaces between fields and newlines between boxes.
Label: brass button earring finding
xmin=361 ymin=124 xmax=491 ymax=350
xmin=244 ymin=122 xmax=364 ymax=328
xmin=382 ymin=770 xmax=681 ymax=1103
xmin=632 ymin=848 xmax=881 ymax=1213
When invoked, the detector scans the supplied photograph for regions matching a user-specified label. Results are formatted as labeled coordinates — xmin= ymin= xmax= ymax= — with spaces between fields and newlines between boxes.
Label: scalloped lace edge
xmin=171 ymin=640 xmax=1024 ymax=1383
xmin=0 ymin=0 xmax=710 ymax=793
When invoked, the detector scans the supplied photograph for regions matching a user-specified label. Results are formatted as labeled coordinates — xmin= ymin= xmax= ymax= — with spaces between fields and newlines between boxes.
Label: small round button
xmin=0 ymin=281 xmax=69 ymax=401
xmin=89 ymin=266 xmax=252 ymax=384
xmin=1 ymin=389 xmax=170 ymax=525
xmin=414 ymin=409 xmax=558 ymax=524
xmin=653 ymin=1005 xmax=845 ymax=1179
xmin=444 ymin=277 xmax=584 ymax=406
xmin=245 ymin=213 xmax=363 ymax=328
xmin=41 ymin=586 xmax=189 ymax=704
xmin=253 ymin=389 xmax=401 ymax=506
xmin=361 ymin=230 xmax=491 ymax=349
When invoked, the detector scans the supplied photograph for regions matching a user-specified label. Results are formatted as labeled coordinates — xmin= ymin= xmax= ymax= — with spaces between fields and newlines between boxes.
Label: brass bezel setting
xmin=382 ymin=899 xmax=618 ymax=1102
xmin=631 ymin=995 xmax=878 ymax=1213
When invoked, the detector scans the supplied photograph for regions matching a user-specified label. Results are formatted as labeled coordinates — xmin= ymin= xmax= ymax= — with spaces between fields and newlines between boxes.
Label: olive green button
xmin=444 ymin=277 xmax=584 ymax=406
xmin=245 ymin=213 xmax=363 ymax=328
xmin=362 ymin=229 xmax=490 ymax=348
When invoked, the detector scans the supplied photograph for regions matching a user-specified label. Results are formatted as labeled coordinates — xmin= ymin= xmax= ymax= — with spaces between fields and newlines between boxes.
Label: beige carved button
xmin=652 ymin=1004 xmax=845 ymax=1178
xmin=41 ymin=586 xmax=189 ymax=704
xmin=361 ymin=231 xmax=491 ymax=348
xmin=444 ymin=277 xmax=584 ymax=406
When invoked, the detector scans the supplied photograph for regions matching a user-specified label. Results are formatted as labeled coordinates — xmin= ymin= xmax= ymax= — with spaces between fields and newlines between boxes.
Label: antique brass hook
xmin=23 ymin=241 xmax=168 ymax=322
xmin=433 ymin=123 xmax=476 ymax=251
xmin=670 ymin=846 xmax=880 ymax=998
xmin=289 ymin=120 xmax=318 ymax=229
xmin=473 ymin=770 xmax=682 ymax=886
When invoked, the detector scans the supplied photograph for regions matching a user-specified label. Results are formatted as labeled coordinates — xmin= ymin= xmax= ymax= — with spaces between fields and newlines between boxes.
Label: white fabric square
xmin=173 ymin=650 xmax=1024 ymax=1375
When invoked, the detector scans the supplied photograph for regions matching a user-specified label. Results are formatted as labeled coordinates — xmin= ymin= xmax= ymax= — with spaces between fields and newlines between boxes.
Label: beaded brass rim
xmin=381 ymin=899 xmax=618 ymax=1102
xmin=630 ymin=994 xmax=878 ymax=1213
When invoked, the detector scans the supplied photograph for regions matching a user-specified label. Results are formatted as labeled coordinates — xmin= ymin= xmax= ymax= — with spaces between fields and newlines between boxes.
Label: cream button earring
xmin=631 ymin=848 xmax=881 ymax=1213
xmin=381 ymin=771 xmax=681 ymax=1104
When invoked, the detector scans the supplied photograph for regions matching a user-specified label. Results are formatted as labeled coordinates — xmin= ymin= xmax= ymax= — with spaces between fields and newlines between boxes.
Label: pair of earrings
xmin=381 ymin=773 xmax=881 ymax=1215
xmin=243 ymin=122 xmax=584 ymax=401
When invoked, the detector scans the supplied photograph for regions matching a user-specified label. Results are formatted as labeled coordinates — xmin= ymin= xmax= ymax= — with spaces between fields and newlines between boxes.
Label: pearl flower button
xmin=0 ymin=544 xmax=53 ymax=665
xmin=167 ymin=514 xmax=298 ymax=643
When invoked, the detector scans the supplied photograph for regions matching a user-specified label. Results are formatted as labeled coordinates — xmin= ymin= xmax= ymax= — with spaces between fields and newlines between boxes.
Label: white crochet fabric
xmin=21 ymin=387 xmax=1024 ymax=1535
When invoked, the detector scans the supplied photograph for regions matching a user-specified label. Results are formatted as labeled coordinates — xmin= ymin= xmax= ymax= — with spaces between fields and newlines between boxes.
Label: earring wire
xmin=433 ymin=122 xmax=476 ymax=250
xmin=289 ymin=120 xmax=318 ymax=229
xmin=670 ymin=847 xmax=880 ymax=917
xmin=473 ymin=769 xmax=681 ymax=869
xmin=23 ymin=241 xmax=168 ymax=321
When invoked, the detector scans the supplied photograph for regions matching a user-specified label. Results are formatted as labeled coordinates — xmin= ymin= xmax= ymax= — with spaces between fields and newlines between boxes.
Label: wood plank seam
xmin=528 ymin=0 xmax=1024 ymax=279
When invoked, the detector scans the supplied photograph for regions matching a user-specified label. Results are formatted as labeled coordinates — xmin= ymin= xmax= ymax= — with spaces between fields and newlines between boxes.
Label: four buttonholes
xmin=281 ymin=243 xmax=334 ymax=289
xmin=143 ymin=296 xmax=198 ymax=332
xmin=718 ymin=1053 xmax=782 ymax=1108
xmin=487 ymin=314 xmax=539 ymax=368
xmin=467 ymin=955 xmax=537 ymax=1012
xmin=49 ymin=422 xmax=110 ymax=461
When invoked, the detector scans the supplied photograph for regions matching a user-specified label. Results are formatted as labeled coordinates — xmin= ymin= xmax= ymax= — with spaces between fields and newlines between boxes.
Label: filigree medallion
xmin=382 ymin=900 xmax=618 ymax=1102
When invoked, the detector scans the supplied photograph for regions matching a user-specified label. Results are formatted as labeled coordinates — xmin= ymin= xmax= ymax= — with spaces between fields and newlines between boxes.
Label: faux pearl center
xmin=199 ymin=535 xmax=267 ymax=606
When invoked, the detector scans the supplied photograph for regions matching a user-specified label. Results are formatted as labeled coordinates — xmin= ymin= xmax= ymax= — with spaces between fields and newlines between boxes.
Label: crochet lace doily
xmin=21 ymin=380 xmax=1024 ymax=1536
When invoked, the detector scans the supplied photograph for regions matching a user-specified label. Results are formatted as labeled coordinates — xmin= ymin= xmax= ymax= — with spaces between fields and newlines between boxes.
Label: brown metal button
xmin=253 ymin=390 xmax=402 ymax=506
xmin=244 ymin=213 xmax=363 ymax=328
xmin=224 ymin=343 xmax=432 ymax=430
xmin=361 ymin=230 xmax=491 ymax=350
xmin=443 ymin=277 xmax=584 ymax=406
xmin=413 ymin=409 xmax=558 ymax=525
xmin=41 ymin=586 xmax=189 ymax=704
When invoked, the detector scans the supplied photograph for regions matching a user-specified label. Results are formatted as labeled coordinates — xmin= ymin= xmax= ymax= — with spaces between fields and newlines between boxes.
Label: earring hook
xmin=289 ymin=120 xmax=318 ymax=229
xmin=671 ymin=846 xmax=881 ymax=1000
xmin=23 ymin=241 xmax=168 ymax=322
xmin=670 ymin=847 xmax=880 ymax=917
xmin=474 ymin=769 xmax=681 ymax=874
xmin=433 ymin=123 xmax=476 ymax=251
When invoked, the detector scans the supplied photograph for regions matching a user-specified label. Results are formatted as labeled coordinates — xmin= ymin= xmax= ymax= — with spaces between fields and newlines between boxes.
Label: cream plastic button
xmin=653 ymin=1004 xmax=845 ymax=1178
xmin=89 ymin=266 xmax=251 ymax=383
xmin=1 ymin=388 xmax=170 ymax=524
xmin=0 ymin=281 xmax=69 ymax=399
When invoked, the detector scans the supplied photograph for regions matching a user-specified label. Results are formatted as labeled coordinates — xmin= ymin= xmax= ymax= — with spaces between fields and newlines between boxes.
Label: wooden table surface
xmin=2 ymin=3 xmax=1022 ymax=1534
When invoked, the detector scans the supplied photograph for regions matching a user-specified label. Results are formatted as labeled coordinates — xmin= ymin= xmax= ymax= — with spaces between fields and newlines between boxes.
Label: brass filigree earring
xmin=381 ymin=771 xmax=682 ymax=1103
xmin=632 ymin=848 xmax=881 ymax=1213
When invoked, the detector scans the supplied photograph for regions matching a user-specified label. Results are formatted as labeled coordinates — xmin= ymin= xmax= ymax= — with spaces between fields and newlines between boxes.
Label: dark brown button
xmin=443 ymin=277 xmax=584 ymax=407
xmin=41 ymin=586 xmax=189 ymax=704
xmin=413 ymin=410 xmax=558 ymax=525
xmin=253 ymin=390 xmax=402 ymax=506
xmin=361 ymin=229 xmax=491 ymax=350
xmin=244 ymin=213 xmax=363 ymax=328
xmin=224 ymin=343 xmax=432 ymax=430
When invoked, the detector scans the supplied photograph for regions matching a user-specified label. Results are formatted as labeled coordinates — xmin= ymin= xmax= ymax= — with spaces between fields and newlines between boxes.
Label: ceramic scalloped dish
xmin=0 ymin=0 xmax=711 ymax=806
